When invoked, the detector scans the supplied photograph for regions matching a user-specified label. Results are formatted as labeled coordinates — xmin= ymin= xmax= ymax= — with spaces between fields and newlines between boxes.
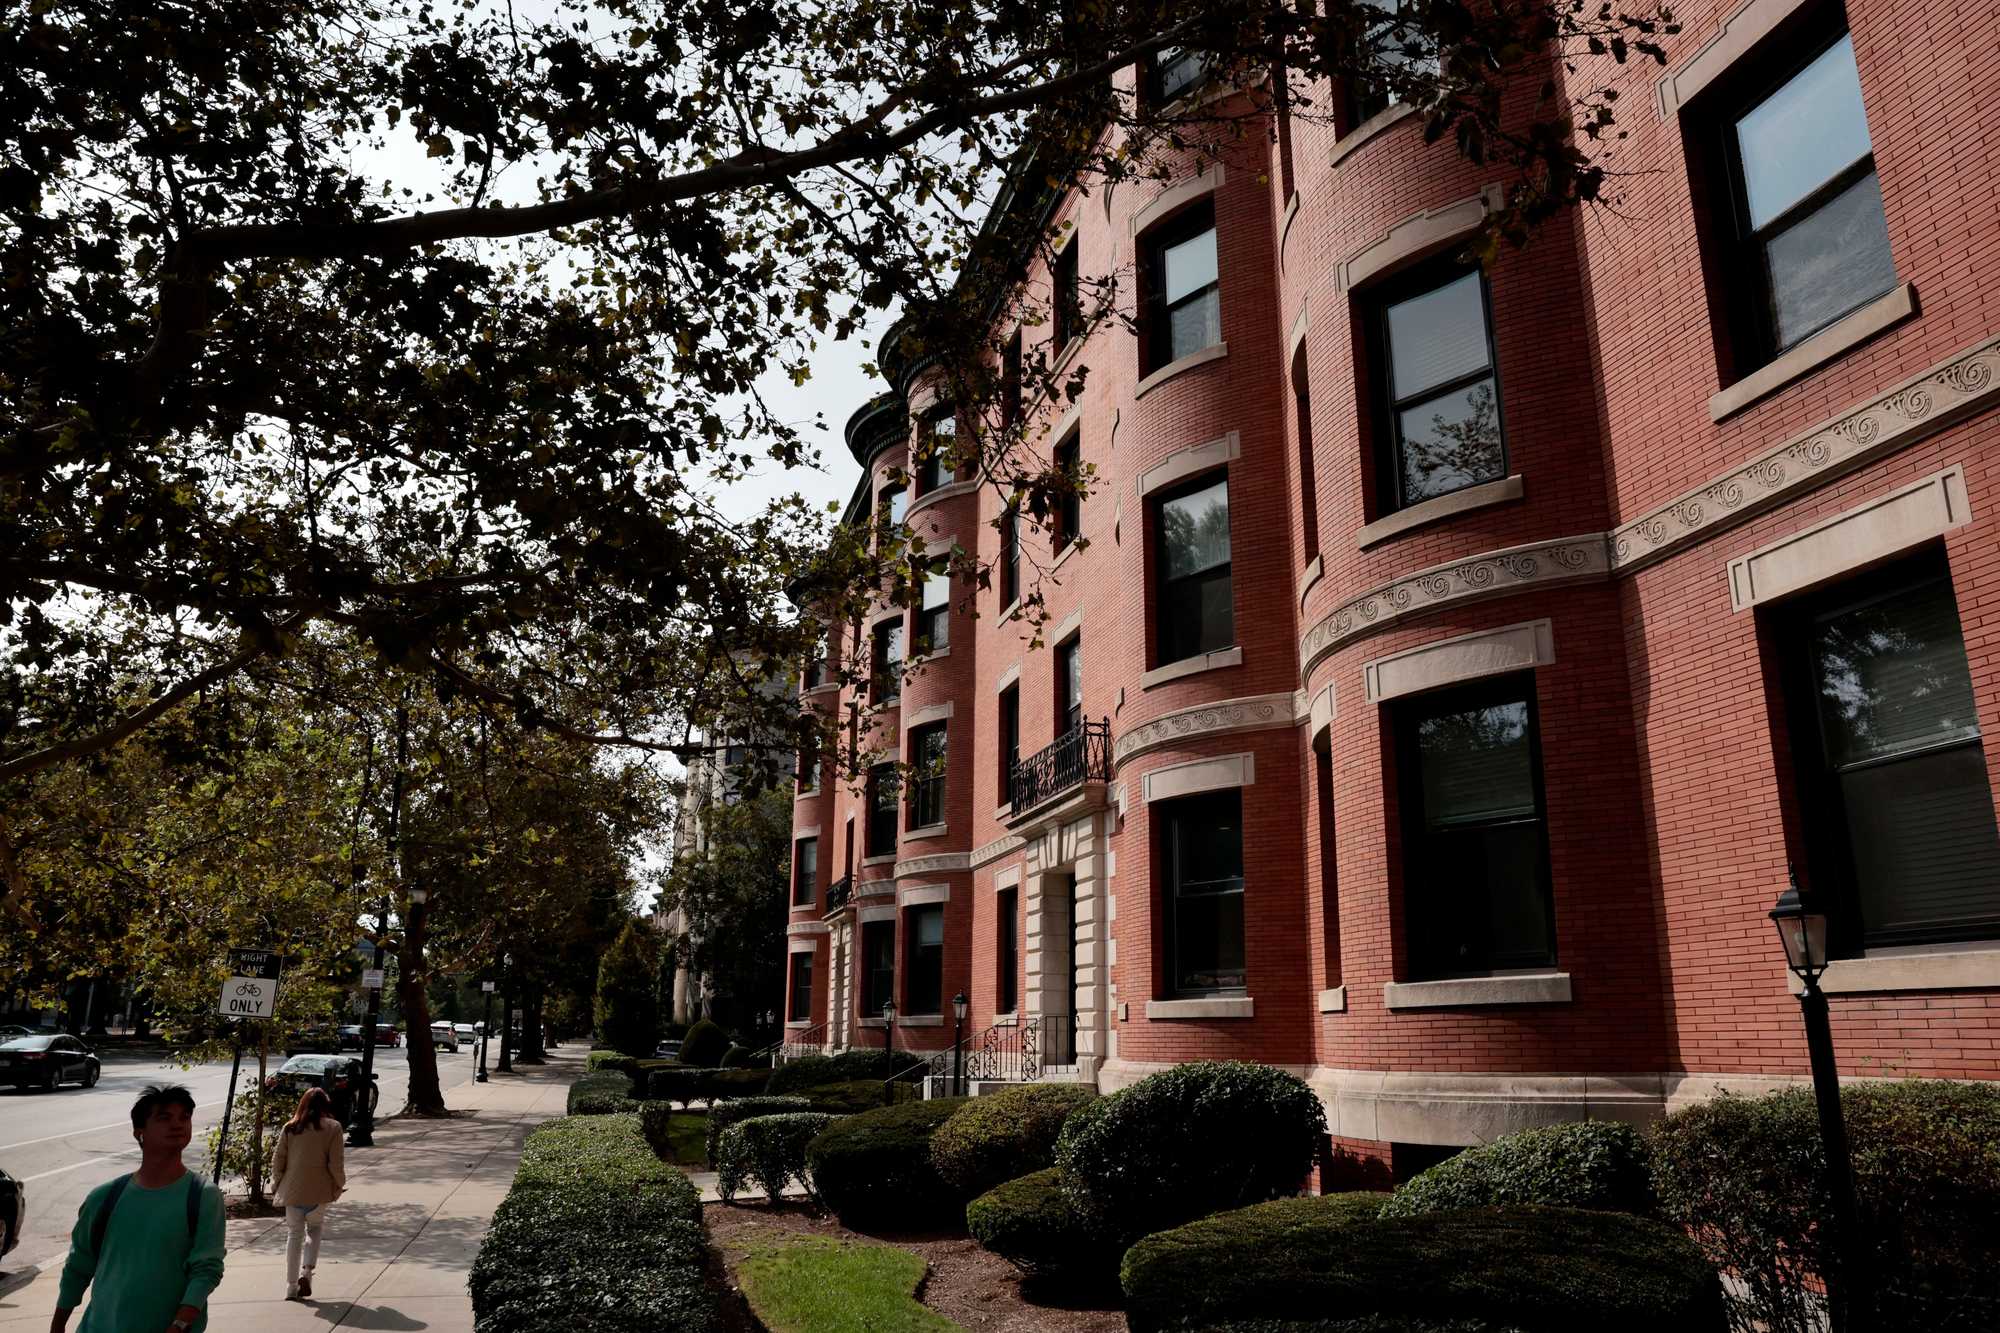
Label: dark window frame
xmin=1150 ymin=471 xmax=1234 ymax=668
xmin=907 ymin=720 xmax=947 ymax=830
xmin=861 ymin=919 xmax=896 ymax=1016
xmin=916 ymin=407 xmax=954 ymax=496
xmin=998 ymin=682 xmax=1020 ymax=807
xmin=996 ymin=886 xmax=1019 ymax=1013
xmin=916 ymin=562 xmax=951 ymax=655
xmin=1001 ymin=329 xmax=1024 ymax=430
xmin=1051 ymin=241 xmax=1080 ymax=356
xmin=792 ymin=836 xmax=819 ymax=907
xmin=1055 ymin=633 xmax=1083 ymax=737
xmin=787 ymin=950 xmax=814 ymax=1021
xmin=904 ymin=903 xmax=945 ymax=1015
xmin=1159 ymin=788 xmax=1248 ymax=998
xmin=866 ymin=762 xmax=899 ymax=857
xmin=1366 ymin=258 xmax=1507 ymax=516
xmin=1053 ymin=430 xmax=1082 ymax=553
xmin=999 ymin=506 xmax=1021 ymax=608
xmin=1143 ymin=200 xmax=1221 ymax=374
xmin=1393 ymin=673 xmax=1557 ymax=980
xmin=1146 ymin=44 xmax=1208 ymax=107
xmin=1293 ymin=341 xmax=1321 ymax=562
xmin=870 ymin=619 xmax=903 ymax=705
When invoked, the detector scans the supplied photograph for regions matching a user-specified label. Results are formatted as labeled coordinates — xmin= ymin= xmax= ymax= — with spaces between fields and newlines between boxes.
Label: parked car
xmin=0 ymin=1165 xmax=21 ymax=1258
xmin=266 ymin=1054 xmax=379 ymax=1126
xmin=284 ymin=1024 xmax=339 ymax=1055
xmin=372 ymin=1023 xmax=400 ymax=1048
xmin=0 ymin=1024 xmax=35 ymax=1038
xmin=337 ymin=1025 xmax=366 ymax=1051
xmin=453 ymin=1023 xmax=477 ymax=1048
xmin=429 ymin=1022 xmax=458 ymax=1052
xmin=0 ymin=1034 xmax=99 ymax=1091
xmin=653 ymin=1039 xmax=683 ymax=1060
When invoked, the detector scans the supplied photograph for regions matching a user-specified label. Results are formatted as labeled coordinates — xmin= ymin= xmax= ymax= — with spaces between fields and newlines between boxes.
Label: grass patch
xmin=737 ymin=1233 xmax=963 ymax=1333
xmin=659 ymin=1110 xmax=708 ymax=1167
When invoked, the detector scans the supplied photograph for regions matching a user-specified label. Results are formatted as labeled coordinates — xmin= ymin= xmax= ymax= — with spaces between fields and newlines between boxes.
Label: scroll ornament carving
xmin=895 ymin=851 xmax=971 ymax=877
xmin=1611 ymin=336 xmax=2000 ymax=568
xmin=1113 ymin=693 xmax=1297 ymax=762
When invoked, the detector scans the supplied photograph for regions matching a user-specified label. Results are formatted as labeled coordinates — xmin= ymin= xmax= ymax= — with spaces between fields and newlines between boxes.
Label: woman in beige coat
xmin=272 ymin=1087 xmax=346 ymax=1301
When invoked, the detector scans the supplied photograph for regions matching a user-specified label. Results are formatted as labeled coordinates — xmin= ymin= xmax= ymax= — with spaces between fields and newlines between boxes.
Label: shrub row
xmin=1380 ymin=1121 xmax=1654 ymax=1220
xmin=715 ymin=1112 xmax=835 ymax=1204
xmin=704 ymin=1095 xmax=812 ymax=1162
xmin=965 ymin=1167 xmax=1122 ymax=1290
xmin=1121 ymin=1197 xmax=1722 ymax=1333
xmin=931 ymin=1083 xmax=1094 ymax=1200
xmin=802 ymin=1079 xmax=891 ymax=1114
xmin=585 ymin=1051 xmax=641 ymax=1074
xmin=469 ymin=1113 xmax=719 ymax=1332
xmin=646 ymin=1065 xmax=771 ymax=1106
xmin=566 ymin=1069 xmax=638 ymax=1116
xmin=765 ymin=1047 xmax=906 ymax=1095
xmin=806 ymin=1097 xmax=967 ymax=1228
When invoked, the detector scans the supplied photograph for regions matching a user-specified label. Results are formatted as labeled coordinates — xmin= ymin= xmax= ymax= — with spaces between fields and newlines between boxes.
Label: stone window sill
xmin=999 ymin=599 xmax=1022 ymax=625
xmin=860 ymin=853 xmax=899 ymax=868
xmin=1051 ymin=539 xmax=1080 ymax=573
xmin=1330 ymin=102 xmax=1419 ymax=167
xmin=1318 ymin=986 xmax=1347 ymax=1014
xmin=1710 ymin=282 xmax=1917 ymax=423
xmin=1790 ymin=946 xmax=2000 ymax=995
xmin=896 ymin=1014 xmax=944 ymax=1028
xmin=1383 ymin=972 xmax=1572 ymax=1010
xmin=1358 ymin=475 xmax=1525 ymax=550
xmin=1298 ymin=554 xmax=1323 ymax=609
xmin=1134 ymin=342 xmax=1228 ymax=400
xmin=903 ymin=823 xmax=948 ymax=843
xmin=907 ymin=478 xmax=979 ymax=520
xmin=1140 ymin=645 xmax=1243 ymax=690
xmin=908 ymin=646 xmax=951 ymax=666
xmin=1145 ymin=996 xmax=1255 ymax=1020
xmin=801 ymin=682 xmax=841 ymax=700
xmin=992 ymin=803 xmax=1015 ymax=822
xmin=992 ymin=1013 xmax=1018 ymax=1027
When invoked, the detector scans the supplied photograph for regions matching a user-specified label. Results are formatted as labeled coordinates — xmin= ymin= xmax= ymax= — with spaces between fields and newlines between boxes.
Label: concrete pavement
xmin=0 ymin=1048 xmax=577 ymax=1332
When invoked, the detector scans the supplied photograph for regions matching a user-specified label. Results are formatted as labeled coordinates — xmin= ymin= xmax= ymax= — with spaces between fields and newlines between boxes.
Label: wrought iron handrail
xmin=877 ymin=1017 xmax=1045 ymax=1103
xmin=1010 ymin=720 xmax=1111 ymax=813
xmin=764 ymin=1021 xmax=827 ymax=1067
xmin=823 ymin=876 xmax=852 ymax=916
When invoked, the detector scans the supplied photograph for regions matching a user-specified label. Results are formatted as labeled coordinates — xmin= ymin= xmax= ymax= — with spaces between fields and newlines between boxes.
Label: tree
xmin=0 ymin=0 xmax=1680 ymax=840
xmin=595 ymin=920 xmax=663 ymax=1058
xmin=658 ymin=785 xmax=792 ymax=1038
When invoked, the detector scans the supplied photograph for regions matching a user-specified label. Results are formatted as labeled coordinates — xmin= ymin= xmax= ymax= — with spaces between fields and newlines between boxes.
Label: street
xmin=0 ymin=1043 xmax=482 ymax=1280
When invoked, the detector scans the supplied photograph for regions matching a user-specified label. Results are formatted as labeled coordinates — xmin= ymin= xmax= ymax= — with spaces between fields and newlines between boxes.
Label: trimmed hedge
xmin=1054 ymin=1061 xmax=1327 ymax=1243
xmin=721 ymin=1043 xmax=772 ymax=1070
xmin=715 ymin=1111 xmax=835 ymax=1204
xmin=1120 ymin=1198 xmax=1722 ymax=1333
xmin=1650 ymin=1079 xmax=2000 ymax=1333
xmin=566 ymin=1069 xmax=639 ymax=1116
xmin=803 ymin=1079 xmax=892 ymax=1114
xmin=766 ymin=1047 xmax=906 ymax=1094
xmin=965 ymin=1167 xmax=1122 ymax=1291
xmin=1381 ymin=1121 xmax=1655 ymax=1220
xmin=806 ymin=1097 xmax=968 ymax=1229
xmin=680 ymin=1018 xmax=729 ymax=1068
xmin=930 ymin=1083 xmax=1094 ymax=1200
xmin=470 ymin=1113 xmax=719 ymax=1332
xmin=705 ymin=1095 xmax=813 ymax=1162
xmin=586 ymin=1051 xmax=642 ymax=1074
xmin=646 ymin=1065 xmax=773 ymax=1107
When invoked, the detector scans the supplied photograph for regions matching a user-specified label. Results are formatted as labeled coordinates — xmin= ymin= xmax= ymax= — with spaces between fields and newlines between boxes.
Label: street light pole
xmin=951 ymin=993 xmax=968 ymax=1096
xmin=1771 ymin=871 xmax=1866 ymax=1331
xmin=349 ymin=936 xmax=383 ymax=1148
xmin=476 ymin=978 xmax=494 ymax=1082
xmin=497 ymin=951 xmax=514 ymax=1074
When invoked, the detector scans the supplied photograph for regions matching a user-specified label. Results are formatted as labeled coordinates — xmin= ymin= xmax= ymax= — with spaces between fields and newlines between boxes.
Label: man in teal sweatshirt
xmin=53 ymin=1084 xmax=226 ymax=1333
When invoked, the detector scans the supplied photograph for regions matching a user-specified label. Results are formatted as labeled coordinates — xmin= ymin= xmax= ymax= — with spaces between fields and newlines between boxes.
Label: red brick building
xmin=783 ymin=0 xmax=2000 ymax=1180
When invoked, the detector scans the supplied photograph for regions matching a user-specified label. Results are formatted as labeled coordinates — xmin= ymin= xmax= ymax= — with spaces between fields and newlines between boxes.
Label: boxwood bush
xmin=965 ymin=1167 xmax=1123 ymax=1291
xmin=1120 ymin=1198 xmax=1721 ymax=1333
xmin=1054 ymin=1061 xmax=1327 ymax=1243
xmin=931 ymin=1084 xmax=1095 ymax=1199
xmin=566 ymin=1069 xmax=638 ymax=1116
xmin=469 ymin=1113 xmax=719 ymax=1332
xmin=679 ymin=1018 xmax=730 ymax=1068
xmin=765 ymin=1047 xmax=907 ymax=1094
xmin=803 ymin=1079 xmax=892 ymax=1114
xmin=1381 ymin=1121 xmax=1654 ymax=1220
xmin=645 ymin=1065 xmax=772 ymax=1106
xmin=705 ymin=1095 xmax=813 ymax=1162
xmin=585 ymin=1051 xmax=641 ymax=1074
xmin=715 ymin=1111 xmax=835 ymax=1204
xmin=805 ymin=1097 xmax=968 ymax=1229
xmin=1650 ymin=1080 xmax=2000 ymax=1333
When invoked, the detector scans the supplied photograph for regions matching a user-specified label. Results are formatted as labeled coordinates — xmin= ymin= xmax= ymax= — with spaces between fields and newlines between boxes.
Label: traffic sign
xmin=228 ymin=948 xmax=284 ymax=981
xmin=218 ymin=974 xmax=277 ymax=1019
xmin=362 ymin=968 xmax=386 ymax=989
xmin=480 ymin=981 xmax=496 ymax=993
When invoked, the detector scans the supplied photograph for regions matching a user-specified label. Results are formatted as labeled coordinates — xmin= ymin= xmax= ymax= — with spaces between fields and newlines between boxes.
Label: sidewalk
xmin=0 ymin=1048 xmax=579 ymax=1332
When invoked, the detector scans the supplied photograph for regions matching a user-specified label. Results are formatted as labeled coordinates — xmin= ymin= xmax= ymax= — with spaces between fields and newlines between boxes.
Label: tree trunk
xmin=247 ymin=1031 xmax=270 ymax=1205
xmin=517 ymin=985 xmax=545 ymax=1063
xmin=398 ymin=897 xmax=446 ymax=1114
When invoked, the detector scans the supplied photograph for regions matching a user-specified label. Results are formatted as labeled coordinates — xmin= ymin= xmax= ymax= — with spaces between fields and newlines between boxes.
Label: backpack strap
xmin=89 ymin=1174 xmax=132 ymax=1262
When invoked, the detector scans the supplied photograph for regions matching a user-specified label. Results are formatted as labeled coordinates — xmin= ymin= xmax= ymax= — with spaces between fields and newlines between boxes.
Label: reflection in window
xmin=999 ymin=507 xmax=1021 ymax=608
xmin=1154 ymin=475 xmax=1233 ymax=666
xmin=917 ymin=410 xmax=953 ymax=495
xmin=1052 ymin=242 xmax=1080 ymax=355
xmin=1377 ymin=268 xmax=1504 ymax=511
xmin=1346 ymin=0 xmax=1439 ymax=127
xmin=1057 ymin=634 xmax=1083 ymax=736
xmin=1162 ymin=790 xmax=1247 ymax=995
xmin=917 ymin=565 xmax=950 ymax=653
xmin=1150 ymin=45 xmax=1208 ymax=105
xmin=861 ymin=920 xmax=895 ymax=1014
xmin=1054 ymin=432 xmax=1081 ymax=552
xmin=1731 ymin=33 xmax=1896 ymax=353
xmin=1396 ymin=678 xmax=1554 ymax=978
xmin=787 ymin=950 xmax=814 ymax=1021
xmin=905 ymin=904 xmax=944 ymax=1014
xmin=871 ymin=620 xmax=903 ymax=704
xmin=908 ymin=722 xmax=947 ymax=829
xmin=998 ymin=683 xmax=1020 ymax=806
xmin=1146 ymin=204 xmax=1221 ymax=369
xmin=792 ymin=837 xmax=818 ymax=906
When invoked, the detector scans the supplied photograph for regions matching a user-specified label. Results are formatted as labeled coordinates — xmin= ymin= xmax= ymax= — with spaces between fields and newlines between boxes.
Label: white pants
xmin=286 ymin=1204 xmax=329 ymax=1288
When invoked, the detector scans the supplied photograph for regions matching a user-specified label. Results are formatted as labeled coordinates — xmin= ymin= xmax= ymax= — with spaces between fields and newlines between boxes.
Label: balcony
xmin=1008 ymin=719 xmax=1111 ymax=824
xmin=823 ymin=876 xmax=852 ymax=917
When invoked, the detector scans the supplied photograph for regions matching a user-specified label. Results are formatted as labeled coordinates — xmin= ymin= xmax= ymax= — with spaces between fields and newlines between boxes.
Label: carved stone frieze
xmin=894 ymin=851 xmax=971 ymax=877
xmin=971 ymin=833 xmax=1025 ymax=868
xmin=1113 ymin=692 xmax=1299 ymax=763
xmin=1610 ymin=335 xmax=2000 ymax=571
xmin=1299 ymin=535 xmax=1610 ymax=674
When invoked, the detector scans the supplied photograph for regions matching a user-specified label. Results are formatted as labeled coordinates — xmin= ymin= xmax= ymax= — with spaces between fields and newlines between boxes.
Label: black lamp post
xmin=349 ymin=934 xmax=386 ymax=1148
xmin=476 ymin=975 xmax=494 ymax=1083
xmin=951 ymin=993 xmax=968 ymax=1096
xmin=1771 ymin=870 xmax=1865 ymax=1330
xmin=881 ymin=998 xmax=895 ymax=1063
xmin=497 ymin=951 xmax=515 ymax=1074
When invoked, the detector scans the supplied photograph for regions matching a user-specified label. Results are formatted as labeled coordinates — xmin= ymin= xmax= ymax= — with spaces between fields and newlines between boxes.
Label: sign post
xmin=212 ymin=949 xmax=284 ymax=1185
xmin=477 ymin=980 xmax=495 ymax=1082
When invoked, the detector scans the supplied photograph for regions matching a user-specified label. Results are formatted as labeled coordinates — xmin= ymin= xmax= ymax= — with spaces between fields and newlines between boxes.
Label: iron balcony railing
xmin=823 ymin=876 xmax=852 ymax=917
xmin=879 ymin=1017 xmax=1046 ymax=1102
xmin=1010 ymin=719 xmax=1111 ymax=813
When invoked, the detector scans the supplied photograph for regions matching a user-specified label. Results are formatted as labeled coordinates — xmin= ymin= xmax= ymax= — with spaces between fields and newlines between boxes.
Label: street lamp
xmin=881 ymin=998 xmax=895 ymax=1064
xmin=1771 ymin=869 xmax=1865 ymax=1329
xmin=497 ymin=951 xmax=515 ymax=1074
xmin=951 ymin=993 xmax=968 ymax=1096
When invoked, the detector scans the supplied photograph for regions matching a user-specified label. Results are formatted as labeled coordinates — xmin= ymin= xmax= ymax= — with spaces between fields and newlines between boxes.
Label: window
xmin=1052 ymin=241 xmax=1079 ymax=356
xmin=916 ymin=564 xmax=950 ymax=654
xmin=724 ymin=743 xmax=750 ymax=770
xmin=1724 ymin=31 xmax=1896 ymax=357
xmin=1161 ymin=790 xmax=1247 ymax=995
xmin=861 ymin=920 xmax=896 ymax=1016
xmin=905 ymin=904 xmax=945 ymax=1014
xmin=877 ymin=484 xmax=907 ymax=550
xmin=792 ymin=837 xmax=819 ymax=907
xmin=1293 ymin=342 xmax=1321 ymax=562
xmin=1395 ymin=676 xmax=1555 ymax=979
xmin=796 ymin=744 xmax=820 ymax=793
xmin=1056 ymin=634 xmax=1082 ymax=736
xmin=1778 ymin=554 xmax=2000 ymax=951
xmin=1345 ymin=0 xmax=1438 ymax=129
xmin=871 ymin=619 xmax=903 ymax=704
xmin=1148 ymin=45 xmax=1208 ymax=106
xmin=803 ymin=630 xmax=824 ymax=690
xmin=999 ymin=506 xmax=1021 ymax=608
xmin=1153 ymin=474 xmax=1233 ymax=666
xmin=996 ymin=887 xmax=1019 ymax=1013
xmin=998 ymin=683 xmax=1020 ymax=806
xmin=1372 ymin=264 xmax=1505 ymax=512
xmin=908 ymin=721 xmax=947 ymax=829
xmin=866 ymin=763 xmax=898 ymax=857
xmin=1002 ymin=330 xmax=1023 ymax=430
xmin=788 ymin=950 xmax=814 ymax=1021
xmin=1145 ymin=203 xmax=1220 ymax=370
xmin=1053 ymin=432 xmax=1081 ymax=553
xmin=917 ymin=409 xmax=953 ymax=495
xmin=843 ymin=815 xmax=855 ymax=880
xmin=1315 ymin=745 xmax=1340 ymax=985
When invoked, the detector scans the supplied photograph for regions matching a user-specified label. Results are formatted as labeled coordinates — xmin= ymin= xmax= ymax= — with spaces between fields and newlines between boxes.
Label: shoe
xmin=298 ymin=1275 xmax=313 ymax=1300
xmin=286 ymin=1285 xmax=301 ymax=1302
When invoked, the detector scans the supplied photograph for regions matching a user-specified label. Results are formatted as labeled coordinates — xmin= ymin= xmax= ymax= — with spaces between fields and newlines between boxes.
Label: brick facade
xmin=783 ymin=0 xmax=2000 ymax=1163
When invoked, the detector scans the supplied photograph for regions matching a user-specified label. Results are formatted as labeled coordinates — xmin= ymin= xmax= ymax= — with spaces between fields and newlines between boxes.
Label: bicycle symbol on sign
xmin=235 ymin=981 xmax=262 ymax=997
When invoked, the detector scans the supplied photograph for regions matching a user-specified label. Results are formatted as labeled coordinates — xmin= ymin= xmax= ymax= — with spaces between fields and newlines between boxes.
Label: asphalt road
xmin=0 ymin=1042 xmax=483 ymax=1279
